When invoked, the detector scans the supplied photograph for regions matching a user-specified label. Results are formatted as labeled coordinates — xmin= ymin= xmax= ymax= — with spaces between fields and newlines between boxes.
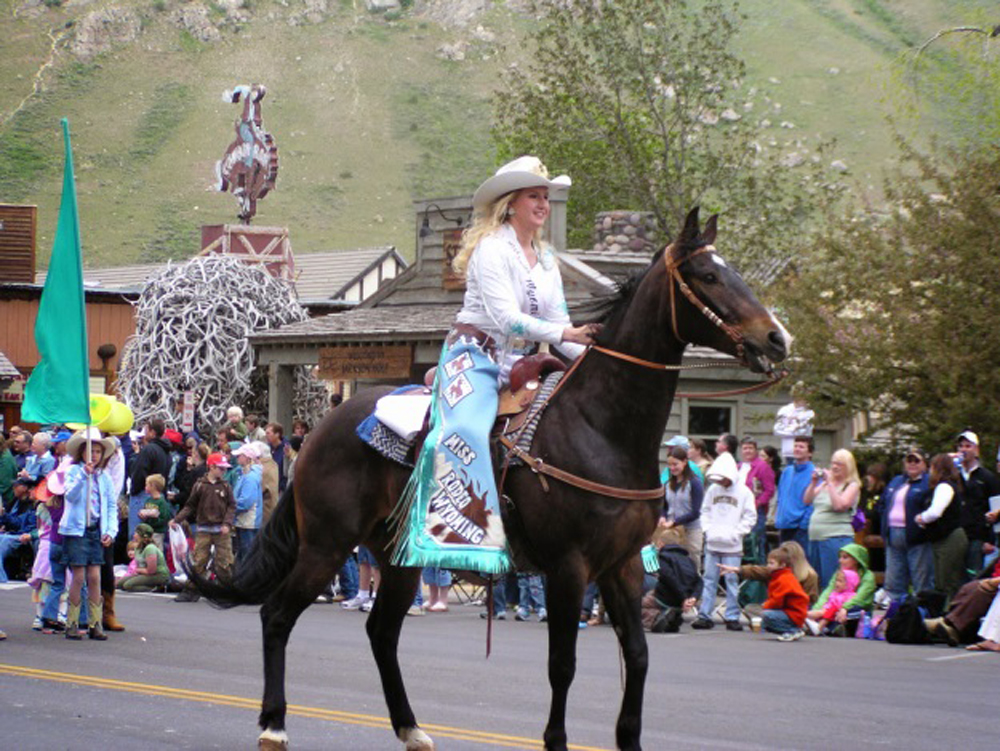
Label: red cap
xmin=206 ymin=452 xmax=231 ymax=469
xmin=164 ymin=429 xmax=184 ymax=447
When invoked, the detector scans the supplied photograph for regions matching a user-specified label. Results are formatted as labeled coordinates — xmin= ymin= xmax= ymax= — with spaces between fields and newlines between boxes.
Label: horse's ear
xmin=702 ymin=214 xmax=718 ymax=245
xmin=680 ymin=207 xmax=701 ymax=245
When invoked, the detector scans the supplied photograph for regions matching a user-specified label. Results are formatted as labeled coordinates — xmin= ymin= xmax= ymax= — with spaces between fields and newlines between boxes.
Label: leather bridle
xmin=662 ymin=242 xmax=746 ymax=361
xmin=499 ymin=241 xmax=785 ymax=502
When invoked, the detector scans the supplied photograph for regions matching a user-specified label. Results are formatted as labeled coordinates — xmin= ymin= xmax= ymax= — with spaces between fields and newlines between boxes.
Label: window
xmin=688 ymin=404 xmax=732 ymax=437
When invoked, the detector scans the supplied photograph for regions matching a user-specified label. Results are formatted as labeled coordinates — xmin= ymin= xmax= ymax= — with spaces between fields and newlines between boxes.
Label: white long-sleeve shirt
xmin=455 ymin=223 xmax=584 ymax=380
xmin=917 ymin=482 xmax=955 ymax=525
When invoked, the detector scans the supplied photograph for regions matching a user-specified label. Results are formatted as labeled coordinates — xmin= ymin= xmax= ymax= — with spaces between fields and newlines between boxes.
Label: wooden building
xmin=0 ymin=283 xmax=137 ymax=430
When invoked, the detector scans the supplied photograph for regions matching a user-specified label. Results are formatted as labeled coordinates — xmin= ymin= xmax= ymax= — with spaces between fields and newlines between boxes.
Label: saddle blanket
xmin=356 ymin=373 xmax=565 ymax=469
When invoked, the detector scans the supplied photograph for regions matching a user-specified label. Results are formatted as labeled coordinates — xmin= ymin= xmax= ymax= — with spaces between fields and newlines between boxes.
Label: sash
xmin=391 ymin=335 xmax=512 ymax=574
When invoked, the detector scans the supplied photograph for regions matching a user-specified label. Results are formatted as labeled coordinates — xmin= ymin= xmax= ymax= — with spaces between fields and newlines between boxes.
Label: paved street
xmin=0 ymin=581 xmax=995 ymax=750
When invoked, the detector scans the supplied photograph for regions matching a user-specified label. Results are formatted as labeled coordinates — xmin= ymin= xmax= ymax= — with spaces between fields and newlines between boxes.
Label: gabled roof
xmin=35 ymin=247 xmax=406 ymax=301
xmin=296 ymin=247 xmax=406 ymax=300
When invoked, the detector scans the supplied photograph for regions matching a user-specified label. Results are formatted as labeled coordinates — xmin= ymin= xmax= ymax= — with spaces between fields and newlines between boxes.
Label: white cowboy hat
xmin=472 ymin=156 xmax=571 ymax=212
xmin=65 ymin=427 xmax=117 ymax=462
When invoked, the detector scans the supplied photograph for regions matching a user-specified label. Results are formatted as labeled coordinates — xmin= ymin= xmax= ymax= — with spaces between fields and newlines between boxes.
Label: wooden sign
xmin=318 ymin=345 xmax=412 ymax=381
xmin=442 ymin=228 xmax=466 ymax=290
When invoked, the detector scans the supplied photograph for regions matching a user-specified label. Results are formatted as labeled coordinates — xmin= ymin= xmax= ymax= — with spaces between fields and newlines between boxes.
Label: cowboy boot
xmin=65 ymin=603 xmax=82 ymax=641
xmin=102 ymin=589 xmax=125 ymax=632
xmin=87 ymin=598 xmax=107 ymax=641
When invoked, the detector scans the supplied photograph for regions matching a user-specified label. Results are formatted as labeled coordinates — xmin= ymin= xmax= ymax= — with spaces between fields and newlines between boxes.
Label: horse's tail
xmin=185 ymin=482 xmax=299 ymax=608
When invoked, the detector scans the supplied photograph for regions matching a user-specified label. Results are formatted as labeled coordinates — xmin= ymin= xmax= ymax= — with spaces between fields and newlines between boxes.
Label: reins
xmin=498 ymin=242 xmax=786 ymax=502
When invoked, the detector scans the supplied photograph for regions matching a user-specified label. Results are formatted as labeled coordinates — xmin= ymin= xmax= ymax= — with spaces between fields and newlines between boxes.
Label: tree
xmin=493 ymin=0 xmax=835 ymax=265
xmin=774 ymin=140 xmax=1000 ymax=454
xmin=895 ymin=21 xmax=1000 ymax=152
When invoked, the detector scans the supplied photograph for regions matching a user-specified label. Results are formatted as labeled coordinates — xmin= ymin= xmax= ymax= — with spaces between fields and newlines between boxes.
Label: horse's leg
xmin=597 ymin=558 xmax=648 ymax=751
xmin=365 ymin=565 xmax=435 ymax=750
xmin=258 ymin=547 xmax=346 ymax=750
xmin=542 ymin=560 xmax=587 ymax=751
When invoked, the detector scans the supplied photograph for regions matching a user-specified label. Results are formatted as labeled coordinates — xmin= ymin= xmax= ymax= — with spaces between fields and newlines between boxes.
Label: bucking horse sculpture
xmin=216 ymin=83 xmax=278 ymax=223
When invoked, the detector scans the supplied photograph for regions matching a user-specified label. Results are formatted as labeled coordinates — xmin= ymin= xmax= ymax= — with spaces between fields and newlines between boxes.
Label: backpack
xmin=885 ymin=596 xmax=930 ymax=644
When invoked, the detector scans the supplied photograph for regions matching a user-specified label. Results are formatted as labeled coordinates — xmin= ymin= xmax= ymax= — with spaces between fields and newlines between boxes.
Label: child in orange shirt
xmin=759 ymin=546 xmax=810 ymax=642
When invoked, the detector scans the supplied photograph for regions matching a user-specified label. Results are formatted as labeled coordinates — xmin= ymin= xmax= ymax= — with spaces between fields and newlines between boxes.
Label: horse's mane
xmin=570 ymin=267 xmax=649 ymax=341
xmin=569 ymin=241 xmax=701 ymax=342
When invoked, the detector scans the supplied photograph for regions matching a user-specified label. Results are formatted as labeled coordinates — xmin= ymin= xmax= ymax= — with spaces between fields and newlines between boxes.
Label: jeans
xmin=422 ymin=567 xmax=452 ymax=587
xmin=42 ymin=541 xmax=66 ymax=622
xmin=752 ymin=510 xmax=769 ymax=563
xmin=487 ymin=576 xmax=507 ymax=613
xmin=885 ymin=527 xmax=934 ymax=602
xmin=778 ymin=527 xmax=809 ymax=550
xmin=235 ymin=527 xmax=258 ymax=567
xmin=698 ymin=550 xmax=742 ymax=622
xmin=581 ymin=581 xmax=599 ymax=618
xmin=517 ymin=573 xmax=546 ymax=614
xmin=761 ymin=608 xmax=799 ymax=634
xmin=128 ymin=491 xmax=150 ymax=539
xmin=809 ymin=535 xmax=853 ymax=591
xmin=338 ymin=555 xmax=359 ymax=600
xmin=0 ymin=533 xmax=28 ymax=583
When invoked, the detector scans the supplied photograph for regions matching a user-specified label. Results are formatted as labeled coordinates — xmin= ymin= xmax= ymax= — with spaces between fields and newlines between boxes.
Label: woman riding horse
xmin=394 ymin=156 xmax=598 ymax=575
xmin=191 ymin=198 xmax=789 ymax=751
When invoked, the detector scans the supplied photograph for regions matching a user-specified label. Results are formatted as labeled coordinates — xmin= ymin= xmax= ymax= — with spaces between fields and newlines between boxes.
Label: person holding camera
xmin=803 ymin=449 xmax=861 ymax=589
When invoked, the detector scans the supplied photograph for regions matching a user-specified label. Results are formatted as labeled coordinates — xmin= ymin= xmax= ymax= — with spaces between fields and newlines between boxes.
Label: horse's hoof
xmin=258 ymin=728 xmax=289 ymax=750
xmin=398 ymin=726 xmax=435 ymax=750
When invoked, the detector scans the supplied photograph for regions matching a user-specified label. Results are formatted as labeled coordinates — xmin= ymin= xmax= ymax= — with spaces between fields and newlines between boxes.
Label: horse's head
xmin=661 ymin=207 xmax=789 ymax=374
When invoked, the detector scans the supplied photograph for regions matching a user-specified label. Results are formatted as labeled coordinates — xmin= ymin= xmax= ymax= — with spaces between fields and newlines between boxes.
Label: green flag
xmin=21 ymin=118 xmax=90 ymax=425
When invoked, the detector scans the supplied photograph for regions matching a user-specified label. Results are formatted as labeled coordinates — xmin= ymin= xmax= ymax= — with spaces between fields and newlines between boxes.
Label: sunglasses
xmin=904 ymin=456 xmax=924 ymax=463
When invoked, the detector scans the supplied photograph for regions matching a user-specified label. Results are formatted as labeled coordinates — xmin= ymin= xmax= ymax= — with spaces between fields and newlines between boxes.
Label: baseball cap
xmin=904 ymin=446 xmax=927 ymax=463
xmin=956 ymin=430 xmax=979 ymax=446
xmin=232 ymin=443 xmax=260 ymax=459
xmin=206 ymin=452 xmax=231 ymax=469
xmin=663 ymin=435 xmax=690 ymax=449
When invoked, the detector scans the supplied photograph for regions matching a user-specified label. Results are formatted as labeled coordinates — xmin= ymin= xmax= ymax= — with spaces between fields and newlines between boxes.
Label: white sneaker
xmin=873 ymin=588 xmax=891 ymax=610
xmin=804 ymin=618 xmax=821 ymax=636
xmin=359 ymin=596 xmax=376 ymax=612
xmin=341 ymin=595 xmax=367 ymax=610
xmin=32 ymin=616 xmax=43 ymax=631
xmin=777 ymin=629 xmax=804 ymax=642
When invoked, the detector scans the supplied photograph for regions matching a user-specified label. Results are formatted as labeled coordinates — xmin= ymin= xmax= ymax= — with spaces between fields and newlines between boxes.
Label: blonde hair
xmin=145 ymin=474 xmax=165 ymax=493
xmin=831 ymin=448 xmax=861 ymax=487
xmin=452 ymin=191 xmax=546 ymax=274
xmin=779 ymin=541 xmax=816 ymax=585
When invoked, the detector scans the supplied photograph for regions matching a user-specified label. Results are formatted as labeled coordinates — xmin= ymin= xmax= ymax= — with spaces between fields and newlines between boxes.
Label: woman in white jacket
xmin=393 ymin=157 xmax=597 ymax=575
xmin=692 ymin=452 xmax=757 ymax=631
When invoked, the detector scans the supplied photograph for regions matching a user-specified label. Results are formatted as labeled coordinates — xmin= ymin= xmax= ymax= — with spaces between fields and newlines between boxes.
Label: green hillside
xmin=0 ymin=0 xmax=993 ymax=269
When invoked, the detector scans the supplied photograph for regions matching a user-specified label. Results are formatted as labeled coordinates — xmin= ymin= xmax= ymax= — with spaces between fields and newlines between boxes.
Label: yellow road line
xmin=0 ymin=664 xmax=611 ymax=751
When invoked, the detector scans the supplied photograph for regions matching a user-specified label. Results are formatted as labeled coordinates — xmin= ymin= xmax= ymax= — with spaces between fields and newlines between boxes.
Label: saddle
xmin=364 ymin=353 xmax=567 ymax=469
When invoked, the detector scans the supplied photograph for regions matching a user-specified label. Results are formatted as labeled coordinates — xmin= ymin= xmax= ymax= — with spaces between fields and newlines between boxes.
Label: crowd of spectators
xmin=646 ymin=427 xmax=1000 ymax=647
xmin=0 ymin=409 xmax=296 ymax=636
xmin=3 ymin=399 xmax=998 ymax=651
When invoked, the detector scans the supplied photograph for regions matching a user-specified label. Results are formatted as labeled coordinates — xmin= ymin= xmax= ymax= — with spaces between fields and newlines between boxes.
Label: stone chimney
xmin=593 ymin=211 xmax=659 ymax=254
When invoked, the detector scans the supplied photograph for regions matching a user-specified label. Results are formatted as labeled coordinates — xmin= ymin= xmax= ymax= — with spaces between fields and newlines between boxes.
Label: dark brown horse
xmin=195 ymin=207 xmax=788 ymax=750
